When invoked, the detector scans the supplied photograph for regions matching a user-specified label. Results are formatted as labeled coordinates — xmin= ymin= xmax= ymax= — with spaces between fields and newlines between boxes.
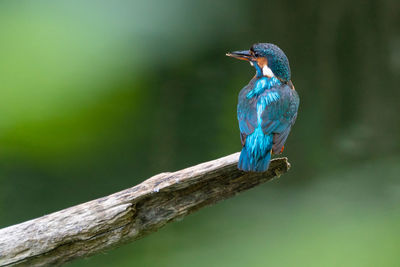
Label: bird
xmin=226 ymin=43 xmax=299 ymax=172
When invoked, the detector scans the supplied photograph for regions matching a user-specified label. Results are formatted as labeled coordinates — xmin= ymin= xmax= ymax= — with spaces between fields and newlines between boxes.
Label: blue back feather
xmin=237 ymin=76 xmax=299 ymax=172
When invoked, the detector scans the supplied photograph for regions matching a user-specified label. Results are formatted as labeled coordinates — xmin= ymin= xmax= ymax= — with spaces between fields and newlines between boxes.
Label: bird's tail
xmin=238 ymin=129 xmax=272 ymax=172
xmin=238 ymin=146 xmax=271 ymax=172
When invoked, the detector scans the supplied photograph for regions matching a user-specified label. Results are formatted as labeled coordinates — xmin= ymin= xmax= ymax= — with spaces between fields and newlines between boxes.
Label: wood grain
xmin=0 ymin=152 xmax=290 ymax=266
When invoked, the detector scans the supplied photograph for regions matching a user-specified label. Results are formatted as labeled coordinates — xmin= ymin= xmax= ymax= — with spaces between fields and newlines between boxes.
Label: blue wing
xmin=237 ymin=82 xmax=299 ymax=152
xmin=237 ymin=80 xmax=258 ymax=146
xmin=261 ymin=83 xmax=299 ymax=154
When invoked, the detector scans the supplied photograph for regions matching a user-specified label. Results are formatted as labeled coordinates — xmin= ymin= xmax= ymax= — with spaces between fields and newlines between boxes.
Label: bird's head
xmin=227 ymin=43 xmax=291 ymax=82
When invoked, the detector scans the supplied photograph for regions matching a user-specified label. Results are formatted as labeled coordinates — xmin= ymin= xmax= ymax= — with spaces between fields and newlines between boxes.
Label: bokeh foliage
xmin=0 ymin=0 xmax=399 ymax=266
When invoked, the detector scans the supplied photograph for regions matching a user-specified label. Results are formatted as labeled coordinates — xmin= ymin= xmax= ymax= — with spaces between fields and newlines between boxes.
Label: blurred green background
xmin=1 ymin=0 xmax=400 ymax=266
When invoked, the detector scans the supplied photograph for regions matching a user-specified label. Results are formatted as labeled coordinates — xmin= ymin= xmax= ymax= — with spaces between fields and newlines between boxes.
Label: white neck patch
xmin=262 ymin=65 xmax=275 ymax=77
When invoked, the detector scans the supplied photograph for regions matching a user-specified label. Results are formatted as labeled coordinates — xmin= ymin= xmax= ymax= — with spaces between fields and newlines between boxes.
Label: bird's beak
xmin=226 ymin=50 xmax=252 ymax=61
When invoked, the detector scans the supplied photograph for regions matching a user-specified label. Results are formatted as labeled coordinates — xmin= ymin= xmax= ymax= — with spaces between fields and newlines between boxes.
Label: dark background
xmin=1 ymin=0 xmax=399 ymax=266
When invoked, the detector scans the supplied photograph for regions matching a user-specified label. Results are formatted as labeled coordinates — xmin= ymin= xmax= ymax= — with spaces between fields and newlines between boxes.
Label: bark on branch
xmin=0 ymin=152 xmax=290 ymax=266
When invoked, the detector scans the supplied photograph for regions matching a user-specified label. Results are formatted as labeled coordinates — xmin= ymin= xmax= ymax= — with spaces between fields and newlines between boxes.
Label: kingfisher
xmin=227 ymin=43 xmax=299 ymax=172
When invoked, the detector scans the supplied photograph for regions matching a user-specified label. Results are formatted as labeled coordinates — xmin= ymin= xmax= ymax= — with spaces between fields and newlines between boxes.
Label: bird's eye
xmin=250 ymin=47 xmax=259 ymax=57
xmin=250 ymin=47 xmax=260 ymax=57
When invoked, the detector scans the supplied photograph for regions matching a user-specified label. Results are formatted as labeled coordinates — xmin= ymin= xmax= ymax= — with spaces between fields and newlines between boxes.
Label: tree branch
xmin=0 ymin=152 xmax=290 ymax=267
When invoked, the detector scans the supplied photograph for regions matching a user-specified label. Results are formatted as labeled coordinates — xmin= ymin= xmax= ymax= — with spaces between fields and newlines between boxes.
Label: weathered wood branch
xmin=0 ymin=152 xmax=290 ymax=267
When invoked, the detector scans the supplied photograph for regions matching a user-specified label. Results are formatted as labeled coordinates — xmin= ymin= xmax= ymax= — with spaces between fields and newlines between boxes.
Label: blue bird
xmin=227 ymin=43 xmax=299 ymax=172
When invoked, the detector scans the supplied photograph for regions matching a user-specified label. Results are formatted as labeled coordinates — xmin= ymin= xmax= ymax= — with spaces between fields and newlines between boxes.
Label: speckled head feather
xmin=250 ymin=43 xmax=291 ymax=82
